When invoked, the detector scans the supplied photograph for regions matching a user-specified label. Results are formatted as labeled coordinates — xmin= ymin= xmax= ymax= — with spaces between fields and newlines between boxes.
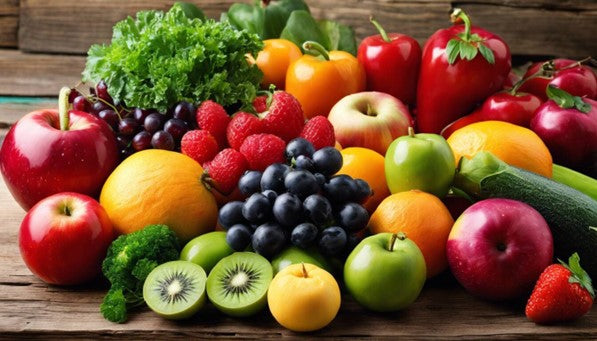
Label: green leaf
xmin=175 ymin=2 xmax=205 ymax=21
xmin=459 ymin=41 xmax=478 ymax=61
xmin=547 ymin=85 xmax=577 ymax=109
xmin=478 ymin=43 xmax=495 ymax=64
xmin=226 ymin=3 xmax=265 ymax=38
xmin=573 ymin=96 xmax=592 ymax=113
xmin=281 ymin=10 xmax=330 ymax=53
xmin=560 ymin=253 xmax=594 ymax=298
xmin=318 ymin=20 xmax=357 ymax=55
xmin=446 ymin=39 xmax=461 ymax=64
xmin=263 ymin=0 xmax=309 ymax=39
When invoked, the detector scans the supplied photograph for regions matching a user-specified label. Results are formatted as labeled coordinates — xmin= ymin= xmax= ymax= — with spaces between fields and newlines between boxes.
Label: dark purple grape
xmin=133 ymin=108 xmax=151 ymax=123
xmin=218 ymin=201 xmax=246 ymax=230
xmin=252 ymin=222 xmax=286 ymax=258
xmin=118 ymin=117 xmax=140 ymax=137
xmin=132 ymin=131 xmax=152 ymax=151
xmin=303 ymin=194 xmax=333 ymax=227
xmin=144 ymin=113 xmax=164 ymax=134
xmin=291 ymin=223 xmax=318 ymax=248
xmin=336 ymin=202 xmax=369 ymax=232
xmin=285 ymin=138 xmax=315 ymax=161
xmin=261 ymin=163 xmax=291 ymax=193
xmin=295 ymin=155 xmax=314 ymax=171
xmin=261 ymin=190 xmax=278 ymax=205
xmin=173 ymin=101 xmax=195 ymax=123
xmin=284 ymin=170 xmax=319 ymax=199
xmin=151 ymin=130 xmax=175 ymax=150
xmin=241 ymin=193 xmax=272 ymax=225
xmin=354 ymin=178 xmax=373 ymax=204
xmin=238 ymin=171 xmax=262 ymax=197
xmin=92 ymin=101 xmax=110 ymax=115
xmin=318 ymin=226 xmax=347 ymax=256
xmin=164 ymin=118 xmax=189 ymax=141
xmin=72 ymin=95 xmax=91 ymax=112
xmin=324 ymin=174 xmax=358 ymax=204
xmin=68 ymin=89 xmax=81 ymax=103
xmin=226 ymin=224 xmax=253 ymax=251
xmin=313 ymin=147 xmax=343 ymax=176
xmin=272 ymin=193 xmax=303 ymax=227
xmin=314 ymin=173 xmax=327 ymax=186
xmin=98 ymin=109 xmax=119 ymax=131
xmin=96 ymin=80 xmax=113 ymax=103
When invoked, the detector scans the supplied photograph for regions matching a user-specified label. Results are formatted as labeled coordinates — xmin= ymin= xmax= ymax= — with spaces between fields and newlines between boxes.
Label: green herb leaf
xmin=459 ymin=41 xmax=478 ymax=60
xmin=225 ymin=3 xmax=265 ymax=38
xmin=318 ymin=20 xmax=357 ymax=55
xmin=546 ymin=85 xmax=591 ymax=113
xmin=263 ymin=0 xmax=309 ymax=39
xmin=478 ymin=43 xmax=495 ymax=64
xmin=175 ymin=2 xmax=205 ymax=21
xmin=281 ymin=10 xmax=330 ymax=53
xmin=446 ymin=39 xmax=461 ymax=64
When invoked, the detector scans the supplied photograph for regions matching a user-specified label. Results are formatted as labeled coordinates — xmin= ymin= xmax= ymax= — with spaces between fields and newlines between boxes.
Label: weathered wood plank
xmin=0 ymin=49 xmax=85 ymax=96
xmin=0 ymin=161 xmax=595 ymax=338
xmin=0 ymin=98 xmax=56 ymax=124
xmin=17 ymin=0 xmax=597 ymax=57
xmin=0 ymin=0 xmax=18 ymax=47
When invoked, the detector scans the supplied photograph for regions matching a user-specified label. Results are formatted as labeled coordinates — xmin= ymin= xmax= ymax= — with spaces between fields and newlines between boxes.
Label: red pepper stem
xmin=303 ymin=41 xmax=330 ymax=61
xmin=59 ymin=87 xmax=71 ymax=131
xmin=370 ymin=16 xmax=391 ymax=43
xmin=451 ymin=8 xmax=472 ymax=40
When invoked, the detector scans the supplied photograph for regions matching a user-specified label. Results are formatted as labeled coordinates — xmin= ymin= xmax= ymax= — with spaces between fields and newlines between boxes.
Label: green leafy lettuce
xmin=82 ymin=3 xmax=263 ymax=111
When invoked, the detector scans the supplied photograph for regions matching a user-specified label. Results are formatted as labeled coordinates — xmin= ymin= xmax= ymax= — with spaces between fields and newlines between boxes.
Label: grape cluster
xmin=218 ymin=138 xmax=372 ymax=259
xmin=68 ymin=81 xmax=197 ymax=159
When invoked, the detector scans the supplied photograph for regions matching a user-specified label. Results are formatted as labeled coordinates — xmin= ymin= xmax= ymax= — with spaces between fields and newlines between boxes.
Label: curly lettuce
xmin=82 ymin=3 xmax=263 ymax=112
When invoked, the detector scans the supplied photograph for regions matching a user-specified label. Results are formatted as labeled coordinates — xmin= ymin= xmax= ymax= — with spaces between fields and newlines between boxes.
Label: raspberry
xmin=240 ymin=134 xmax=286 ymax=171
xmin=180 ymin=130 xmax=219 ymax=165
xmin=253 ymin=95 xmax=267 ymax=113
xmin=205 ymin=148 xmax=248 ymax=195
xmin=227 ymin=112 xmax=264 ymax=150
xmin=196 ymin=100 xmax=230 ymax=149
xmin=259 ymin=91 xmax=305 ymax=142
xmin=300 ymin=116 xmax=336 ymax=150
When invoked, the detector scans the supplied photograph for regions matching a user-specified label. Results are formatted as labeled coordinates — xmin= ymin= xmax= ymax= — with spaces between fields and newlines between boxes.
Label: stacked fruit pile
xmin=1 ymin=1 xmax=596 ymax=333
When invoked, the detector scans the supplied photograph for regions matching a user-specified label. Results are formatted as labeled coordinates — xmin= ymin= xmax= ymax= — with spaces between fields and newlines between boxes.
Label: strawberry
xmin=180 ymin=130 xmax=219 ymax=165
xmin=253 ymin=95 xmax=267 ymax=113
xmin=525 ymin=253 xmax=594 ymax=324
xmin=227 ymin=112 xmax=264 ymax=150
xmin=300 ymin=115 xmax=336 ymax=150
xmin=240 ymin=133 xmax=286 ymax=171
xmin=196 ymin=100 xmax=231 ymax=148
xmin=203 ymin=148 xmax=248 ymax=195
xmin=258 ymin=91 xmax=305 ymax=142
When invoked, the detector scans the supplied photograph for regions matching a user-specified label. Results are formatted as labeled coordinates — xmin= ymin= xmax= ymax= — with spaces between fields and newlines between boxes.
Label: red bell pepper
xmin=357 ymin=17 xmax=421 ymax=106
xmin=416 ymin=8 xmax=511 ymax=134
xmin=519 ymin=58 xmax=597 ymax=102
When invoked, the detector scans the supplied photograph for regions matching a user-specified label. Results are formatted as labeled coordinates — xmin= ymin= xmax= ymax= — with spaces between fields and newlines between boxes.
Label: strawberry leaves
xmin=446 ymin=8 xmax=495 ymax=65
xmin=559 ymin=252 xmax=595 ymax=298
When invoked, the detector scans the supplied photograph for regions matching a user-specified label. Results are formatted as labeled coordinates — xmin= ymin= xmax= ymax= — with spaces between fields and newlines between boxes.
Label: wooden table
xmin=0 ymin=101 xmax=595 ymax=339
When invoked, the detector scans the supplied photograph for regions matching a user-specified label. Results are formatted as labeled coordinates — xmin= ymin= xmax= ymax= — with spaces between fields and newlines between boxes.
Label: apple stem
xmin=302 ymin=41 xmax=330 ymax=61
xmin=301 ymin=263 xmax=309 ymax=278
xmin=408 ymin=126 xmax=415 ymax=137
xmin=370 ymin=16 xmax=391 ymax=43
xmin=59 ymin=87 xmax=71 ymax=131
xmin=389 ymin=233 xmax=397 ymax=251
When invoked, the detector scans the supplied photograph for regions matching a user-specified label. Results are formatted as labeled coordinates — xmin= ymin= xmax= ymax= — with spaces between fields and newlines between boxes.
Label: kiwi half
xmin=206 ymin=252 xmax=273 ymax=317
xmin=143 ymin=260 xmax=207 ymax=320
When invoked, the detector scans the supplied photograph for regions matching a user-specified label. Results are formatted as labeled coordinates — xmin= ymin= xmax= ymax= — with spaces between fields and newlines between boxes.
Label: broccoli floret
xmin=100 ymin=224 xmax=180 ymax=323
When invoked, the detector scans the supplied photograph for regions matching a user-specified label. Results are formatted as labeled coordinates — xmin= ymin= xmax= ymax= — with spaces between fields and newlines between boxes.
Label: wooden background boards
xmin=0 ymin=0 xmax=596 ymax=98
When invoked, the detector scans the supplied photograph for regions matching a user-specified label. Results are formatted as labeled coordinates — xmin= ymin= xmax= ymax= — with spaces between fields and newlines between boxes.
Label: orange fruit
xmin=369 ymin=190 xmax=454 ymax=278
xmin=100 ymin=149 xmax=218 ymax=242
xmin=447 ymin=121 xmax=552 ymax=178
xmin=337 ymin=147 xmax=389 ymax=213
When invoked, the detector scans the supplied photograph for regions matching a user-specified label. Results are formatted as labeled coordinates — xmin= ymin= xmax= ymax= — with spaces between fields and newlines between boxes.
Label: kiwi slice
xmin=143 ymin=260 xmax=207 ymax=320
xmin=206 ymin=252 xmax=273 ymax=317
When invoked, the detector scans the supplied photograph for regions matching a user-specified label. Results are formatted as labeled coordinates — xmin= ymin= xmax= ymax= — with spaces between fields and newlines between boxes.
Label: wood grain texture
xmin=0 ymin=119 xmax=594 ymax=339
xmin=0 ymin=0 xmax=18 ymax=47
xmin=0 ymin=98 xmax=56 ymax=124
xmin=16 ymin=0 xmax=597 ymax=57
xmin=0 ymin=49 xmax=85 ymax=96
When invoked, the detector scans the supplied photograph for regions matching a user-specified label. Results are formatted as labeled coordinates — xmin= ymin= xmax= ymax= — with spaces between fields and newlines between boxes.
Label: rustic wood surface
xmin=0 ymin=102 xmax=596 ymax=339
xmin=0 ymin=0 xmax=18 ymax=47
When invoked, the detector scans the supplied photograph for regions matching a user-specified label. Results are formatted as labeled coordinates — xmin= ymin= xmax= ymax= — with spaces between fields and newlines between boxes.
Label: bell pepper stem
xmin=59 ymin=87 xmax=71 ymax=131
xmin=370 ymin=16 xmax=391 ymax=43
xmin=302 ymin=41 xmax=330 ymax=61
xmin=450 ymin=8 xmax=472 ymax=40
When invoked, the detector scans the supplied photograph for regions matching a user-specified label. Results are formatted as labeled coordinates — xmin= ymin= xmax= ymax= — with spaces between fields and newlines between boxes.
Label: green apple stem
xmin=59 ymin=87 xmax=71 ymax=131
xmin=301 ymin=263 xmax=309 ymax=278
xmin=370 ymin=16 xmax=391 ymax=43
xmin=389 ymin=232 xmax=407 ymax=251
xmin=302 ymin=41 xmax=330 ymax=61
xmin=408 ymin=126 xmax=415 ymax=137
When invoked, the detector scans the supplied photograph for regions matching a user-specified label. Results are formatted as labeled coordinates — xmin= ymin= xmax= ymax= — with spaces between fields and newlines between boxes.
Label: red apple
xmin=327 ymin=91 xmax=413 ymax=155
xmin=19 ymin=192 xmax=115 ymax=285
xmin=446 ymin=198 xmax=553 ymax=301
xmin=530 ymin=90 xmax=597 ymax=168
xmin=0 ymin=88 xmax=119 ymax=210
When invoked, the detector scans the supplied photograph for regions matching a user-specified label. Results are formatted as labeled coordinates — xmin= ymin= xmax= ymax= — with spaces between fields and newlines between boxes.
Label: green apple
xmin=385 ymin=127 xmax=455 ymax=197
xmin=344 ymin=232 xmax=426 ymax=312
xmin=271 ymin=246 xmax=331 ymax=275
xmin=180 ymin=231 xmax=234 ymax=273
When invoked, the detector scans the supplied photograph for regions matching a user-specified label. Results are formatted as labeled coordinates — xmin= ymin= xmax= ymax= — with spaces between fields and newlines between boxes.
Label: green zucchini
xmin=454 ymin=152 xmax=597 ymax=278
xmin=552 ymin=164 xmax=597 ymax=201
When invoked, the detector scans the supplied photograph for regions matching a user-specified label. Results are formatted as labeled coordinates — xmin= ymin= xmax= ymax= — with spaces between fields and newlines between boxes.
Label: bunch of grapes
xmin=218 ymin=138 xmax=372 ymax=259
xmin=68 ymin=81 xmax=198 ymax=159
